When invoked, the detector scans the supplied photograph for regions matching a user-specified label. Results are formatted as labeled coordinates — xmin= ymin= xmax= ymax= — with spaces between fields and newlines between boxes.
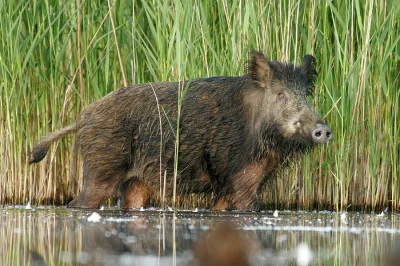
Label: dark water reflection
xmin=1 ymin=206 xmax=400 ymax=266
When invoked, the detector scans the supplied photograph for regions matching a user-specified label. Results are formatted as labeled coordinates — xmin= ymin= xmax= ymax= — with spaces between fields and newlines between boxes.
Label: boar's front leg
xmin=213 ymin=158 xmax=269 ymax=211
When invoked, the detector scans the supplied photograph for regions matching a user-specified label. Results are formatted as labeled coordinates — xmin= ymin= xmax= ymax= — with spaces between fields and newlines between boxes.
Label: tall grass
xmin=0 ymin=0 xmax=399 ymax=211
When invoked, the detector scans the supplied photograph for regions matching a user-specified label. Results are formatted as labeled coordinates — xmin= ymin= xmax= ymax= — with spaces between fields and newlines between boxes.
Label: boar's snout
xmin=312 ymin=124 xmax=332 ymax=144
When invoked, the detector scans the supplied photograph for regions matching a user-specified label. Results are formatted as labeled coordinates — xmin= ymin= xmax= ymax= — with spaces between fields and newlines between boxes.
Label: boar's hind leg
xmin=67 ymin=165 xmax=122 ymax=208
xmin=120 ymin=179 xmax=151 ymax=209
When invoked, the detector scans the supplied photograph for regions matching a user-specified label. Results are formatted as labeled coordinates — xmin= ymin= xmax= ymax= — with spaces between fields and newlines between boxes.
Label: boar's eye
xmin=278 ymin=93 xmax=286 ymax=100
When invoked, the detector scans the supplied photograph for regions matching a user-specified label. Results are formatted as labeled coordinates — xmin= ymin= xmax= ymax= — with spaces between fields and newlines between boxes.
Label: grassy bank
xmin=0 ymin=0 xmax=399 ymax=211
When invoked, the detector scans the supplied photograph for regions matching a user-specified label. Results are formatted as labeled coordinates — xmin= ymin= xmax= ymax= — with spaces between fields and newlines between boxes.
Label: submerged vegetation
xmin=0 ymin=0 xmax=399 ymax=211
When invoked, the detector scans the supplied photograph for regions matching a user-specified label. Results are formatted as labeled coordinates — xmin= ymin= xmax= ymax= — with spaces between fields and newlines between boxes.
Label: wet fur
xmin=30 ymin=52 xmax=325 ymax=210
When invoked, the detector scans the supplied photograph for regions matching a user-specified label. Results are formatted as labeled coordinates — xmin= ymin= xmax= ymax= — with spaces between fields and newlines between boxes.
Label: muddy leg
xmin=212 ymin=159 xmax=268 ymax=211
xmin=212 ymin=196 xmax=230 ymax=211
xmin=120 ymin=179 xmax=151 ymax=209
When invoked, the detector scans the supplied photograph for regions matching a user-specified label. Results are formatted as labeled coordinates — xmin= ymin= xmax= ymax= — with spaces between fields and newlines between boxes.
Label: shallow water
xmin=1 ymin=206 xmax=400 ymax=266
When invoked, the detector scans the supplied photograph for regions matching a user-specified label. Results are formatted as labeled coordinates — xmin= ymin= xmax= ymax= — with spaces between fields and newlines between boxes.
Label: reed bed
xmin=0 ymin=0 xmax=399 ymax=211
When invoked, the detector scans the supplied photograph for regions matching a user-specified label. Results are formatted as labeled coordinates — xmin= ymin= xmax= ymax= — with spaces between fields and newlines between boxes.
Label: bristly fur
xmin=30 ymin=51 xmax=328 ymax=211
xmin=247 ymin=51 xmax=317 ymax=96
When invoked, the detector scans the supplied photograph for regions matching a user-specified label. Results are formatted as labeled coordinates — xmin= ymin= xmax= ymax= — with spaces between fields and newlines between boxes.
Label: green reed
xmin=0 ymin=0 xmax=399 ymax=211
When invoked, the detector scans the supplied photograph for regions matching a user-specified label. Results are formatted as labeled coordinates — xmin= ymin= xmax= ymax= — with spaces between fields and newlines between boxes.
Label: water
xmin=1 ymin=206 xmax=400 ymax=266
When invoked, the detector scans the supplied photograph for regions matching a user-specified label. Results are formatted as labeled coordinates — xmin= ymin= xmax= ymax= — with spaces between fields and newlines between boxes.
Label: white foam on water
xmin=87 ymin=212 xmax=101 ymax=223
xmin=104 ymin=216 xmax=139 ymax=222
xmin=25 ymin=201 xmax=32 ymax=210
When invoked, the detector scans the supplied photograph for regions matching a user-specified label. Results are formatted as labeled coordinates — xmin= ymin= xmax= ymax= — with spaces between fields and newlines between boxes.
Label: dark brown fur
xmin=29 ymin=51 xmax=331 ymax=210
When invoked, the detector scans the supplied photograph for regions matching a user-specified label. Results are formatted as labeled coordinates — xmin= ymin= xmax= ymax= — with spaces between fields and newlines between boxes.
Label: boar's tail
xmin=29 ymin=122 xmax=77 ymax=164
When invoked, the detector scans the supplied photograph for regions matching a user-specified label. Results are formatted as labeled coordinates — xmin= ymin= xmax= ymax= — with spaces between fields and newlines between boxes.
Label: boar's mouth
xmin=259 ymin=121 xmax=332 ymax=156
xmin=261 ymin=123 xmax=312 ymax=152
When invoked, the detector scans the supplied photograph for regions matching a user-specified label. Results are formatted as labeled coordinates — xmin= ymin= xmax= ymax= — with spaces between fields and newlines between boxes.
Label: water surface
xmin=1 ymin=206 xmax=399 ymax=265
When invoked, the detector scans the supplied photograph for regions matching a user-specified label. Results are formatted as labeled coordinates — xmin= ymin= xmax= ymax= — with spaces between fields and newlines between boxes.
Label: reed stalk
xmin=0 ymin=0 xmax=398 ymax=211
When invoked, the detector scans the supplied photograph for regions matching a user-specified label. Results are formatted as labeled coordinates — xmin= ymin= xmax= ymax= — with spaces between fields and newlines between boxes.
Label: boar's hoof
xmin=252 ymin=201 xmax=267 ymax=212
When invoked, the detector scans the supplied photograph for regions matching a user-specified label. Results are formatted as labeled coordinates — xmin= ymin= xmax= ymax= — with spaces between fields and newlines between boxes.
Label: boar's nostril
xmin=312 ymin=124 xmax=332 ymax=144
xmin=326 ymin=130 xmax=332 ymax=140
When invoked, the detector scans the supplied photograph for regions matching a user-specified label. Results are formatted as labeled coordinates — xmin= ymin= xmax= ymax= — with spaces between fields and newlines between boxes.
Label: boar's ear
xmin=300 ymin=55 xmax=317 ymax=94
xmin=248 ymin=51 xmax=273 ymax=88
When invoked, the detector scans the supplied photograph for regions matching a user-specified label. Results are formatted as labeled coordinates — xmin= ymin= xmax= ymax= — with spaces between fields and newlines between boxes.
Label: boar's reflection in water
xmin=29 ymin=51 xmax=332 ymax=210
xmin=77 ymin=218 xmax=260 ymax=265
xmin=194 ymin=222 xmax=258 ymax=266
